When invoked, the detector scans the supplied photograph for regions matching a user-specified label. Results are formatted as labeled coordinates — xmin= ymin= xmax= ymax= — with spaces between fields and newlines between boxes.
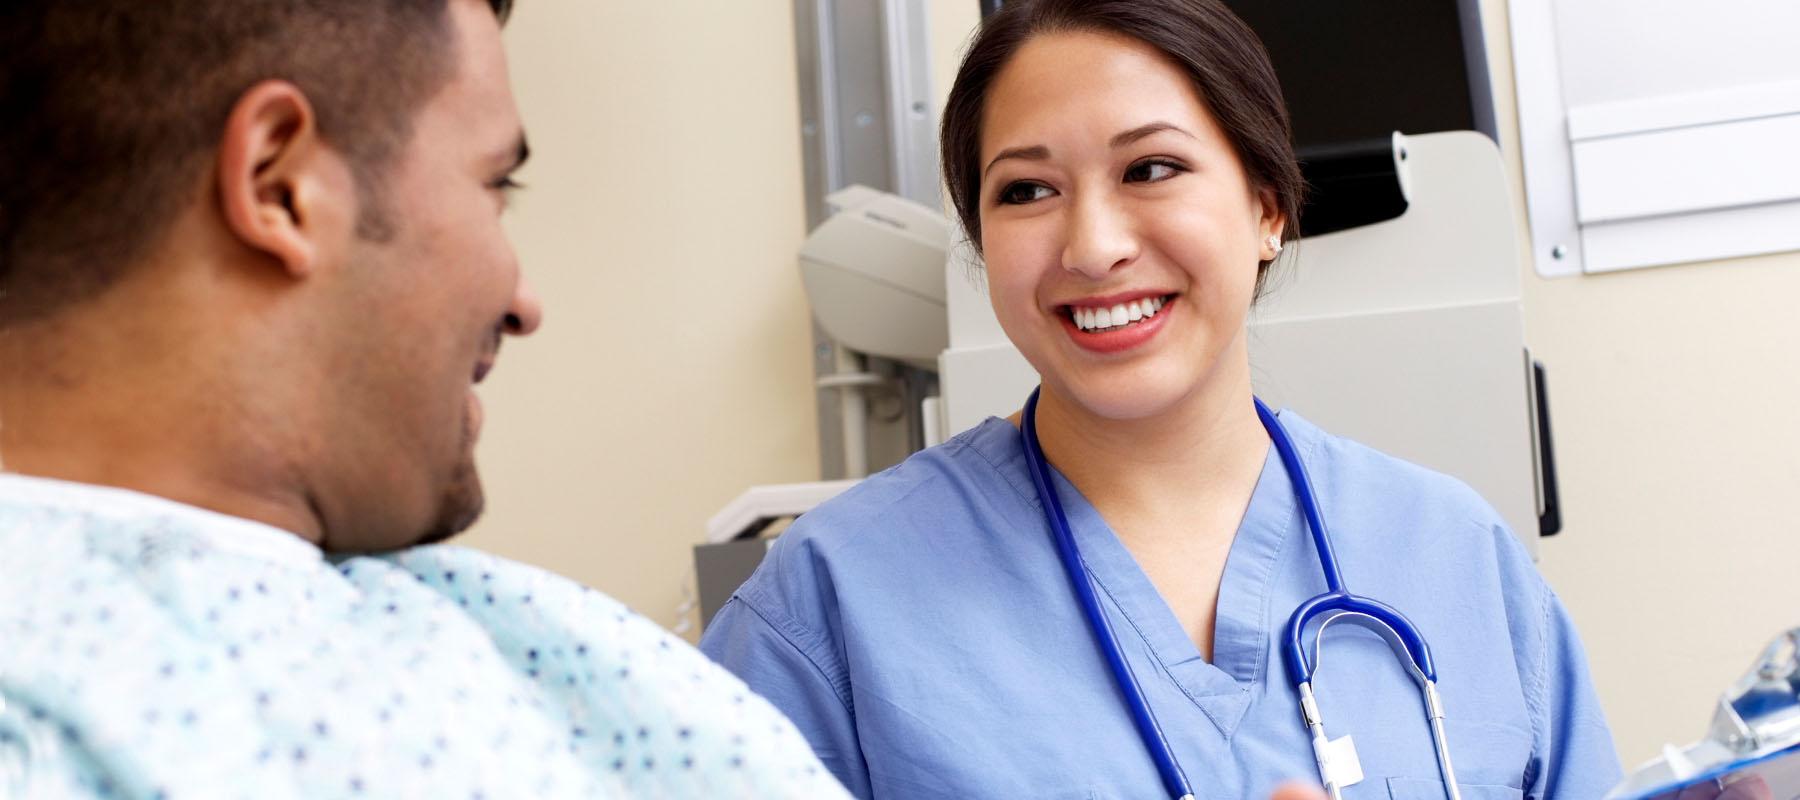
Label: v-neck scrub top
xmin=699 ymin=412 xmax=1620 ymax=800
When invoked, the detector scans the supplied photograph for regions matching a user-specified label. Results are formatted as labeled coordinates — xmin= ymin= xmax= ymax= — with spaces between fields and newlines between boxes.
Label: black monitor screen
xmin=1220 ymin=0 xmax=1488 ymax=148
xmin=975 ymin=0 xmax=1492 ymax=234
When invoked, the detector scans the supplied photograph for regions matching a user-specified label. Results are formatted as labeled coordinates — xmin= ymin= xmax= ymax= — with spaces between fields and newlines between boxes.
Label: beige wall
xmin=475 ymin=0 xmax=1799 ymax=773
xmin=1478 ymin=0 xmax=1800 ymax=769
xmin=466 ymin=2 xmax=822 ymax=636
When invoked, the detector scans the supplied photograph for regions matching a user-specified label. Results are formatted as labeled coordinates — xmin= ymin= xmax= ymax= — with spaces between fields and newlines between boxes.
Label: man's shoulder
xmin=361 ymin=544 xmax=642 ymax=629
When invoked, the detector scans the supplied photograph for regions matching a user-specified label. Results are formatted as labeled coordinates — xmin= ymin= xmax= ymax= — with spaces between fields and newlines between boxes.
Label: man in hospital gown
xmin=0 ymin=1 xmax=844 ymax=796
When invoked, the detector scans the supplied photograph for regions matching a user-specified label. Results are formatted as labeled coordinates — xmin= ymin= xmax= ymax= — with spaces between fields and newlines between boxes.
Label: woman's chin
xmin=1049 ymin=378 xmax=1192 ymax=424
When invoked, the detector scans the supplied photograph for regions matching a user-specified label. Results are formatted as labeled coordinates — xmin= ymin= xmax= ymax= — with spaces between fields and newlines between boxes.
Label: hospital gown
xmin=701 ymin=412 xmax=1622 ymax=800
xmin=0 ymin=473 xmax=850 ymax=799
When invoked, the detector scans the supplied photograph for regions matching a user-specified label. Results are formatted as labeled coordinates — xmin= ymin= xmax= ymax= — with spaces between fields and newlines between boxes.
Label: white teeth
xmin=1070 ymin=296 xmax=1169 ymax=331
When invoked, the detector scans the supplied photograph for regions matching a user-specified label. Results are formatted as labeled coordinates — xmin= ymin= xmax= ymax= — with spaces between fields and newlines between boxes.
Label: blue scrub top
xmin=700 ymin=412 xmax=1621 ymax=800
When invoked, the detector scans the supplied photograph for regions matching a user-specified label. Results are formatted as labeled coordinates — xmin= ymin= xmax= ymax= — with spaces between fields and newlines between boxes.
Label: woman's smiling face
xmin=977 ymin=29 xmax=1284 ymax=422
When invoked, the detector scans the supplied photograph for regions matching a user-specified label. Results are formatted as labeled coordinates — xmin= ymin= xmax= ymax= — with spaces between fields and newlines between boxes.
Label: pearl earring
xmin=1267 ymin=234 xmax=1283 ymax=255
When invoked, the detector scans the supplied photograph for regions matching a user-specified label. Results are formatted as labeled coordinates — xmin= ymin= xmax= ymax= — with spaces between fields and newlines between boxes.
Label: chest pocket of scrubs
xmin=1376 ymin=717 xmax=1532 ymax=800
xmin=1385 ymin=777 xmax=1522 ymax=800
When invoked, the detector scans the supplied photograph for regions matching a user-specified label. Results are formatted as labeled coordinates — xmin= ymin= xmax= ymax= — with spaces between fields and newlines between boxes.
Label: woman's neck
xmin=1016 ymin=341 xmax=1271 ymax=659
xmin=1027 ymin=353 xmax=1270 ymax=547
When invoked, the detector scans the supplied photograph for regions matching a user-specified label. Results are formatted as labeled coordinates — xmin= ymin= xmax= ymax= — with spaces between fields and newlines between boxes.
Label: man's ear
xmin=215 ymin=80 xmax=354 ymax=280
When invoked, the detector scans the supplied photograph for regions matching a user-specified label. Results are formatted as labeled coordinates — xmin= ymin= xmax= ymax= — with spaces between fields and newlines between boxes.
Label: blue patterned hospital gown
xmin=0 ymin=473 xmax=849 ymax=799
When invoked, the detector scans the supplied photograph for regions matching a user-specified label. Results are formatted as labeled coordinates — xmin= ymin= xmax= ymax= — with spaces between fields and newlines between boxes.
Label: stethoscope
xmin=1018 ymin=387 xmax=1462 ymax=800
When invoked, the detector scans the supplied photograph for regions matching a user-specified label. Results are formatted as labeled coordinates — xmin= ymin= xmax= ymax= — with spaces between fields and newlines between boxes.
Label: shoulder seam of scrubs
xmin=1528 ymin=565 xmax=1554 ymax=770
xmin=957 ymin=423 xmax=1046 ymax=513
xmin=732 ymin=584 xmax=856 ymax=715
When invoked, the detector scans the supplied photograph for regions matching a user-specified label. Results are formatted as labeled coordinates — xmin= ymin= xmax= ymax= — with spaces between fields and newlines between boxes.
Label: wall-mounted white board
xmin=1509 ymin=0 xmax=1800 ymax=276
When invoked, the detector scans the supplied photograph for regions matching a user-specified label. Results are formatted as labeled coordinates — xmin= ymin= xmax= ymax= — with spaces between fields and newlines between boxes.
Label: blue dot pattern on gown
xmin=0 ymin=473 xmax=850 ymax=799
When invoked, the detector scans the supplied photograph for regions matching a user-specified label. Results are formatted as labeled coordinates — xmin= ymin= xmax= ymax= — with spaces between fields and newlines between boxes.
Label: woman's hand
xmin=1268 ymin=781 xmax=1330 ymax=800
xmin=1662 ymin=774 xmax=1773 ymax=800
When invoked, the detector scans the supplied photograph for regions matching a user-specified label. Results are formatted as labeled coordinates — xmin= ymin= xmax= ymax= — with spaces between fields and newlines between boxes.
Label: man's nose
xmin=504 ymin=275 xmax=543 ymax=336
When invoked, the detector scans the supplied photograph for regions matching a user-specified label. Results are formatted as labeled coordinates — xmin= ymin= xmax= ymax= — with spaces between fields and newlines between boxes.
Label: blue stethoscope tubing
xmin=1018 ymin=387 xmax=1462 ymax=800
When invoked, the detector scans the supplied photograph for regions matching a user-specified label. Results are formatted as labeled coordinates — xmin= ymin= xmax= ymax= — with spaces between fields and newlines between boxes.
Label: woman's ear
xmin=1259 ymin=187 xmax=1285 ymax=238
xmin=213 ymin=80 xmax=355 ymax=281
xmin=1257 ymin=187 xmax=1286 ymax=259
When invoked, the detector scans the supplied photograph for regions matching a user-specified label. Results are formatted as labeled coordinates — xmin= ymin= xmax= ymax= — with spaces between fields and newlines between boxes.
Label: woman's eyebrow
xmin=984 ymin=123 xmax=1196 ymax=178
xmin=1111 ymin=121 xmax=1194 ymax=148
xmin=984 ymin=144 xmax=1049 ymax=178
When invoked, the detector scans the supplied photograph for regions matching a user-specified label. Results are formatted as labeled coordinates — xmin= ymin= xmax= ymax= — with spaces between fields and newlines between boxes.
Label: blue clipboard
xmin=1609 ymin=629 xmax=1800 ymax=800
xmin=1614 ymin=742 xmax=1800 ymax=800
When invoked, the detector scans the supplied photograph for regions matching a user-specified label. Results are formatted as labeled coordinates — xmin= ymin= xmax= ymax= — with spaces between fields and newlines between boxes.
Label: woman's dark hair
xmin=939 ymin=0 xmax=1303 ymax=294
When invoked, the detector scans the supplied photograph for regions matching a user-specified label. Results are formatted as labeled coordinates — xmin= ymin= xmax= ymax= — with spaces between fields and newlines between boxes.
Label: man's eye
xmin=490 ymin=176 xmax=525 ymax=210
xmin=998 ymin=182 xmax=1053 ymax=205
xmin=1124 ymin=160 xmax=1184 ymax=183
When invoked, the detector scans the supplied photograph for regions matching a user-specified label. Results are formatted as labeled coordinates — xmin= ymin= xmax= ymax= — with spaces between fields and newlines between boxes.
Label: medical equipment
xmin=693 ymin=480 xmax=859 ymax=628
xmin=798 ymin=185 xmax=949 ymax=478
xmin=797 ymin=185 xmax=948 ymax=371
xmin=1018 ymin=387 xmax=1462 ymax=800
xmin=1609 ymin=627 xmax=1800 ymax=800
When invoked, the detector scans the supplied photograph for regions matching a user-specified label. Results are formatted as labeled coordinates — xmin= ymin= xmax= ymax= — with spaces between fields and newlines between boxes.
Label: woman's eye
xmin=1124 ymin=160 xmax=1184 ymax=183
xmin=998 ymin=182 xmax=1053 ymax=205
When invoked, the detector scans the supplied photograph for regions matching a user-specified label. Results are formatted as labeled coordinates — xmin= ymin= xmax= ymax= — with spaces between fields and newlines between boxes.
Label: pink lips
xmin=1057 ymin=292 xmax=1174 ymax=355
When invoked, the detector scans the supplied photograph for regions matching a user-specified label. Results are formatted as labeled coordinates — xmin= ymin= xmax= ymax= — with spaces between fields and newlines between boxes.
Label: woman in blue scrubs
xmin=702 ymin=1 xmax=1621 ymax=797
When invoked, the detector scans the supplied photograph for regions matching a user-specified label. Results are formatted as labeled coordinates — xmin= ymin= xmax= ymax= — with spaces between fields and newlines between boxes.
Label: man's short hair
xmin=0 ymin=0 xmax=513 ymax=327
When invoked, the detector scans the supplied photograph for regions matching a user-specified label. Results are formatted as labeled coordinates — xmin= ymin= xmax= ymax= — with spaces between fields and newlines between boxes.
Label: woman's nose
xmin=1061 ymin=194 xmax=1139 ymax=280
